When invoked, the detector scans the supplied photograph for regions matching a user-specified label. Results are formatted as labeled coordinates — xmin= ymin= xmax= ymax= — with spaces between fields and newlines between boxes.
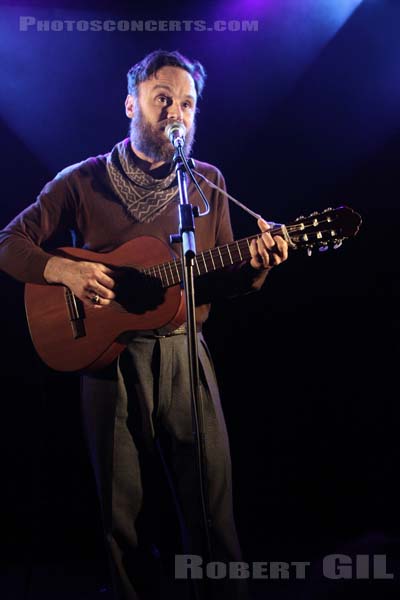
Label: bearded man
xmin=0 ymin=50 xmax=288 ymax=599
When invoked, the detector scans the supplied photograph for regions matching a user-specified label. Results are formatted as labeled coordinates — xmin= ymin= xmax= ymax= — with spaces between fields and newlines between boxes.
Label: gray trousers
xmin=80 ymin=332 xmax=247 ymax=600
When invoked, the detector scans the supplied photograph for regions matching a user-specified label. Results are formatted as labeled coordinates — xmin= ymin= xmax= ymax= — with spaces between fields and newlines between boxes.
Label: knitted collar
xmin=106 ymin=138 xmax=178 ymax=223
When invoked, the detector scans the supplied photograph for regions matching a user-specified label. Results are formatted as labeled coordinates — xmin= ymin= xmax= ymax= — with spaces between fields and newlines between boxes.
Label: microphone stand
xmin=170 ymin=142 xmax=213 ymax=584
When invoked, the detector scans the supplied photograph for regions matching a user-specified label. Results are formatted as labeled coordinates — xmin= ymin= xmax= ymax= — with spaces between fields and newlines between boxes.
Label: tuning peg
xmin=318 ymin=245 xmax=329 ymax=252
xmin=322 ymin=207 xmax=332 ymax=212
xmin=307 ymin=248 xmax=313 ymax=257
xmin=333 ymin=241 xmax=343 ymax=249
xmin=295 ymin=215 xmax=305 ymax=222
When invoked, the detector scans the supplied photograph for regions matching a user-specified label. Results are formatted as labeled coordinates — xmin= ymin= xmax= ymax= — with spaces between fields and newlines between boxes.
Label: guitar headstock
xmin=285 ymin=206 xmax=362 ymax=255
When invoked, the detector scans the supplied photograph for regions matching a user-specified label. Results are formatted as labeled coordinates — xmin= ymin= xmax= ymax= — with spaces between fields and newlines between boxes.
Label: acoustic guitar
xmin=24 ymin=206 xmax=361 ymax=373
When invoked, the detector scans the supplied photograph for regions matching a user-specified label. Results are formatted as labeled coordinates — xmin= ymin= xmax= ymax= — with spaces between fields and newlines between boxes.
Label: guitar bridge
xmin=65 ymin=288 xmax=86 ymax=339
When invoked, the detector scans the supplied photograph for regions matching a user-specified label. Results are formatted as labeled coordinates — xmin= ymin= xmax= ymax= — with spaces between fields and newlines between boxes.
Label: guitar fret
xmin=236 ymin=241 xmax=243 ymax=261
xmin=156 ymin=265 xmax=165 ymax=286
xmin=163 ymin=263 xmax=170 ymax=286
xmin=201 ymin=252 xmax=208 ymax=273
xmin=229 ymin=243 xmax=239 ymax=263
xmin=173 ymin=260 xmax=180 ymax=283
xmin=195 ymin=259 xmax=201 ymax=276
xmin=241 ymin=241 xmax=250 ymax=260
xmin=167 ymin=261 xmax=175 ymax=286
xmin=226 ymin=245 xmax=233 ymax=265
xmin=217 ymin=247 xmax=224 ymax=268
xmin=208 ymin=249 xmax=216 ymax=270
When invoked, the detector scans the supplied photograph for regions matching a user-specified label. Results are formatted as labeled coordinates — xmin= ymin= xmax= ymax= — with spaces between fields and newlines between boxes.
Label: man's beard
xmin=129 ymin=107 xmax=196 ymax=163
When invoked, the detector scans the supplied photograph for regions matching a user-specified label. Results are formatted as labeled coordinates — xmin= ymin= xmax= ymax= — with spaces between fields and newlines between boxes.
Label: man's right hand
xmin=43 ymin=256 xmax=116 ymax=308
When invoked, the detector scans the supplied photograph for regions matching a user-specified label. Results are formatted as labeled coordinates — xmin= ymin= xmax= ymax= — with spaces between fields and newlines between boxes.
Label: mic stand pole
xmin=170 ymin=152 xmax=213 ymax=577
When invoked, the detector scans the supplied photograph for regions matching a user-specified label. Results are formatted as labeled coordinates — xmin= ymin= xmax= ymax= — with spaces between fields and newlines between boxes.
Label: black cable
xmin=175 ymin=146 xmax=210 ymax=216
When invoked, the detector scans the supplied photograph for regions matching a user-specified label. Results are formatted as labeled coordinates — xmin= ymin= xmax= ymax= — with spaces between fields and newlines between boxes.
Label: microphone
xmin=165 ymin=121 xmax=186 ymax=149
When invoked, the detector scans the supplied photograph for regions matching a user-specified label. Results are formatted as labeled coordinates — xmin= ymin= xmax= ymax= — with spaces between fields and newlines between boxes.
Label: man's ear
xmin=125 ymin=94 xmax=135 ymax=118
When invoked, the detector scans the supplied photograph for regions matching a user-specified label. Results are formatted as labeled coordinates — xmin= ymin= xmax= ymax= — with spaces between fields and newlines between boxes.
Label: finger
xmin=85 ymin=299 xmax=106 ymax=309
xmin=97 ymin=263 xmax=115 ymax=277
xmin=257 ymin=218 xmax=271 ymax=233
xmin=260 ymin=234 xmax=288 ymax=263
xmin=259 ymin=228 xmax=276 ymax=248
xmin=85 ymin=282 xmax=115 ymax=301
xmin=86 ymin=293 xmax=112 ymax=307
xmin=249 ymin=238 xmax=259 ymax=258
xmin=256 ymin=237 xmax=273 ymax=269
xmin=274 ymin=236 xmax=289 ymax=261
xmin=249 ymin=239 xmax=264 ymax=268
xmin=96 ymin=270 xmax=116 ymax=290
xmin=82 ymin=296 xmax=105 ymax=309
xmin=96 ymin=282 xmax=115 ymax=300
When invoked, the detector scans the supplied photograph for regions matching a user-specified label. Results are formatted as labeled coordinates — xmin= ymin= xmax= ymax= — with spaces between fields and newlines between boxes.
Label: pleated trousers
xmin=80 ymin=332 xmax=248 ymax=600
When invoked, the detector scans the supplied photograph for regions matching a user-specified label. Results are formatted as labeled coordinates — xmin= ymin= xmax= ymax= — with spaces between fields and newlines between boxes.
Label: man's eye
xmin=182 ymin=102 xmax=193 ymax=109
xmin=157 ymin=95 xmax=168 ymax=104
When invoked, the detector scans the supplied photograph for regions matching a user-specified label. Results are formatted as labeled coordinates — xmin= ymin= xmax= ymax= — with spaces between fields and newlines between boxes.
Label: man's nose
xmin=167 ymin=100 xmax=183 ymax=121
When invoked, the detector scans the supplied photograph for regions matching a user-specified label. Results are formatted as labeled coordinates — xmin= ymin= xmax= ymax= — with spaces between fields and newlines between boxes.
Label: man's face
xmin=126 ymin=66 xmax=197 ymax=163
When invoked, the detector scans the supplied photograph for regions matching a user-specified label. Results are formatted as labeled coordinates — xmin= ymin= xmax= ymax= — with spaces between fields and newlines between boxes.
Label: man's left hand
xmin=249 ymin=218 xmax=289 ymax=270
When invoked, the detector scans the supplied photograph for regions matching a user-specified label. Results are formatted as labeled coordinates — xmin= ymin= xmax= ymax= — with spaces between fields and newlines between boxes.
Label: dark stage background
xmin=1 ymin=0 xmax=399 ymax=598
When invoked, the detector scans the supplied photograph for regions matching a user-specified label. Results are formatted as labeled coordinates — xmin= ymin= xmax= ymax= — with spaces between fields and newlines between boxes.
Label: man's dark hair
xmin=127 ymin=49 xmax=206 ymax=98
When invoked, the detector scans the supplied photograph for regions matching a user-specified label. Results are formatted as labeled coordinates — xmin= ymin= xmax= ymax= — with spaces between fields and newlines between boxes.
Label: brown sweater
xmin=0 ymin=147 xmax=265 ymax=325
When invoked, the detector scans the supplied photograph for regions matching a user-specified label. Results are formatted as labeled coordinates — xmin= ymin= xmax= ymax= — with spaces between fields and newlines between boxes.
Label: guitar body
xmin=24 ymin=236 xmax=185 ymax=373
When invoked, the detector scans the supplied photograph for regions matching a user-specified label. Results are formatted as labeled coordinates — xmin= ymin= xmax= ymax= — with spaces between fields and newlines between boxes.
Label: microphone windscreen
xmin=165 ymin=121 xmax=186 ymax=142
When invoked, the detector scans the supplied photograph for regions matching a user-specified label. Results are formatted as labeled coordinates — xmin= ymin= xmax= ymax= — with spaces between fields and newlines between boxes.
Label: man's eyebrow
xmin=151 ymin=84 xmax=196 ymax=101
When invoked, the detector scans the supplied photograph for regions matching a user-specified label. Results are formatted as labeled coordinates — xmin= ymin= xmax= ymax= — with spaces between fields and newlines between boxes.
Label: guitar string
xmin=139 ymin=216 xmax=341 ymax=279
xmin=140 ymin=219 xmax=341 ymax=287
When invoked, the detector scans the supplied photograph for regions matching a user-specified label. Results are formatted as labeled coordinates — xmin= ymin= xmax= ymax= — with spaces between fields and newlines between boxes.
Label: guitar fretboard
xmin=140 ymin=233 xmax=265 ymax=288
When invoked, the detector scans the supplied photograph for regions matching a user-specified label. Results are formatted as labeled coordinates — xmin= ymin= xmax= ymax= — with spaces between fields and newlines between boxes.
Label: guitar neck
xmin=140 ymin=226 xmax=283 ymax=289
xmin=138 ymin=205 xmax=362 ymax=288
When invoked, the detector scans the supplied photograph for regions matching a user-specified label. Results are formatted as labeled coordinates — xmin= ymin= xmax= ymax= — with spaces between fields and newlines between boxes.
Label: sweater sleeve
xmin=0 ymin=171 xmax=77 ymax=284
xmin=195 ymin=168 xmax=269 ymax=305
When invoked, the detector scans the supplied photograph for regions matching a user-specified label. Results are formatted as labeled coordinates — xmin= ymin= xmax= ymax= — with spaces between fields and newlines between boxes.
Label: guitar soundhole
xmin=114 ymin=267 xmax=166 ymax=314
